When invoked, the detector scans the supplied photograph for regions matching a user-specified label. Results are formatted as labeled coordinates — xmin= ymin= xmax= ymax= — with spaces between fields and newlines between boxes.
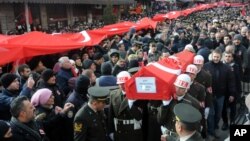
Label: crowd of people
xmin=1 ymin=3 xmax=250 ymax=141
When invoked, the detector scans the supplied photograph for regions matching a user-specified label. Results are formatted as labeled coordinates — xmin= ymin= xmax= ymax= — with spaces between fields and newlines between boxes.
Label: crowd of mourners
xmin=1 ymin=3 xmax=250 ymax=141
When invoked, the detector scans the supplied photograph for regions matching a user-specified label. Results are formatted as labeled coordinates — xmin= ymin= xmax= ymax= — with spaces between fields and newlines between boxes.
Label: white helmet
xmin=117 ymin=71 xmax=131 ymax=84
xmin=186 ymin=64 xmax=198 ymax=74
xmin=174 ymin=74 xmax=191 ymax=89
xmin=193 ymin=55 xmax=204 ymax=65
xmin=184 ymin=44 xmax=195 ymax=53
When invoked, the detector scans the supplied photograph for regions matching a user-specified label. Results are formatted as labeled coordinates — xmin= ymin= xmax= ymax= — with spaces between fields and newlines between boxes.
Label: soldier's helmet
xmin=174 ymin=74 xmax=191 ymax=89
xmin=116 ymin=71 xmax=131 ymax=84
xmin=186 ymin=64 xmax=198 ymax=75
xmin=193 ymin=55 xmax=204 ymax=65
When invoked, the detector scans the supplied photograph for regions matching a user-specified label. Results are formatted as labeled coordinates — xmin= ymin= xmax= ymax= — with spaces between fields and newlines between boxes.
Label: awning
xmin=0 ymin=0 xmax=134 ymax=5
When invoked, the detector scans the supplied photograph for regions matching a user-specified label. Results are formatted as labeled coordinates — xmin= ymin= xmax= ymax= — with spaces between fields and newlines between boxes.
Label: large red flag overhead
xmin=0 ymin=31 xmax=84 ymax=65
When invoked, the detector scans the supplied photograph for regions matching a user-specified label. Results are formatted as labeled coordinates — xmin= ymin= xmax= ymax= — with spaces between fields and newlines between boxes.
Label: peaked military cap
xmin=128 ymin=67 xmax=140 ymax=74
xmin=88 ymin=86 xmax=110 ymax=101
xmin=174 ymin=103 xmax=202 ymax=124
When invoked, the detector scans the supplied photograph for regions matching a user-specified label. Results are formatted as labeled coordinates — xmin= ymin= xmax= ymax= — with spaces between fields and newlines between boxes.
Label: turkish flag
xmin=175 ymin=50 xmax=195 ymax=72
xmin=125 ymin=57 xmax=182 ymax=100
xmin=0 ymin=31 xmax=84 ymax=65
xmin=53 ymin=30 xmax=106 ymax=46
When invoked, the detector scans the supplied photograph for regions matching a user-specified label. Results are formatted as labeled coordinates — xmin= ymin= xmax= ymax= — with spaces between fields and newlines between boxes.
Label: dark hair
xmin=82 ymin=69 xmax=94 ymax=79
xmin=224 ymin=51 xmax=234 ymax=57
xmin=101 ymin=62 xmax=112 ymax=75
xmin=10 ymin=96 xmax=29 ymax=118
xmin=212 ymin=48 xmax=222 ymax=56
xmin=17 ymin=64 xmax=30 ymax=74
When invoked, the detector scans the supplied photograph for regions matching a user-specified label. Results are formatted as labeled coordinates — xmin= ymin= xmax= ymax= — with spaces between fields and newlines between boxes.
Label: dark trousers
xmin=222 ymin=97 xmax=237 ymax=124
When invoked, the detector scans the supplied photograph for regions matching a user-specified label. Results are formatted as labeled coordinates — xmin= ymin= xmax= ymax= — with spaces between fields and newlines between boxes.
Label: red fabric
xmin=53 ymin=30 xmax=106 ymax=46
xmin=71 ymin=67 xmax=78 ymax=77
xmin=125 ymin=51 xmax=195 ymax=100
xmin=153 ymin=1 xmax=245 ymax=22
xmin=19 ymin=8 xmax=33 ymax=24
xmin=0 ymin=32 xmax=84 ymax=65
xmin=0 ymin=1 xmax=245 ymax=66
xmin=241 ymin=6 xmax=246 ymax=16
xmin=125 ymin=58 xmax=181 ymax=100
xmin=175 ymin=51 xmax=195 ymax=72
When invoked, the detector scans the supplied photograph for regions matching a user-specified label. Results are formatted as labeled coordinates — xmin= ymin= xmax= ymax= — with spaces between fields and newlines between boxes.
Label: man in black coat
xmin=203 ymin=49 xmax=235 ymax=138
xmin=222 ymin=51 xmax=242 ymax=130
xmin=10 ymin=96 xmax=48 ymax=141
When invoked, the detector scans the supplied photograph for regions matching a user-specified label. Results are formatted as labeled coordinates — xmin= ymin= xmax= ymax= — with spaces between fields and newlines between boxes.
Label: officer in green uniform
xmin=161 ymin=103 xmax=203 ymax=141
xmin=74 ymin=86 xmax=110 ymax=141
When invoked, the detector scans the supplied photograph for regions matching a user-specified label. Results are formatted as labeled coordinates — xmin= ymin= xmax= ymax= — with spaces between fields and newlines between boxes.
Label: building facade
xmin=0 ymin=0 xmax=134 ymax=34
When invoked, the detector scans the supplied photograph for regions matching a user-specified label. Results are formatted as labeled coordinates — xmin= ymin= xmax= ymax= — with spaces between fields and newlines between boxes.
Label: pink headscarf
xmin=31 ymin=88 xmax=52 ymax=106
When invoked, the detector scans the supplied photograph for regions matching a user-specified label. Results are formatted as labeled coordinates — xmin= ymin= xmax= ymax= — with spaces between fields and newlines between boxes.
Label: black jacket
xmin=35 ymin=106 xmax=72 ymax=141
xmin=204 ymin=61 xmax=235 ymax=97
xmin=10 ymin=117 xmax=47 ymax=141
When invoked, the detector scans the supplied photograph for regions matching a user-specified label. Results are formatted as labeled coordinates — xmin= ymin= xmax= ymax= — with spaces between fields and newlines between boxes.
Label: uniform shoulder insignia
xmin=74 ymin=122 xmax=83 ymax=132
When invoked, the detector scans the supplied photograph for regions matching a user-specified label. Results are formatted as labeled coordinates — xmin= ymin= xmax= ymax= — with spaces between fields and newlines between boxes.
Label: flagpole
xmin=25 ymin=2 xmax=31 ymax=32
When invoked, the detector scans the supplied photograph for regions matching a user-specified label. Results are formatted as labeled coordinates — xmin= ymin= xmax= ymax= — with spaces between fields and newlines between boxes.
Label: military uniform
xmin=74 ymin=87 xmax=109 ymax=141
xmin=188 ymin=81 xmax=207 ymax=138
xmin=146 ymin=100 xmax=162 ymax=141
xmin=158 ymin=93 xmax=201 ymax=134
xmin=188 ymin=82 xmax=206 ymax=104
xmin=108 ymin=89 xmax=144 ymax=141
xmin=165 ymin=103 xmax=203 ymax=141
xmin=195 ymin=69 xmax=213 ymax=108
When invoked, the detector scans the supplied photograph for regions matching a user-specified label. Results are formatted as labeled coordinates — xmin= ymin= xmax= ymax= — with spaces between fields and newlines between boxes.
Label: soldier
xmin=158 ymin=74 xmax=201 ymax=139
xmin=186 ymin=64 xmax=206 ymax=107
xmin=185 ymin=64 xmax=207 ymax=138
xmin=193 ymin=55 xmax=213 ymax=120
xmin=161 ymin=103 xmax=203 ymax=141
xmin=108 ymin=71 xmax=144 ymax=141
xmin=74 ymin=86 xmax=110 ymax=141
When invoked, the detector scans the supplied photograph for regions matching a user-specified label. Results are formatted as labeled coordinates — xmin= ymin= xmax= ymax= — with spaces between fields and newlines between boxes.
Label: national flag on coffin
xmin=125 ymin=57 xmax=182 ymax=100
xmin=125 ymin=51 xmax=195 ymax=100
xmin=174 ymin=50 xmax=195 ymax=72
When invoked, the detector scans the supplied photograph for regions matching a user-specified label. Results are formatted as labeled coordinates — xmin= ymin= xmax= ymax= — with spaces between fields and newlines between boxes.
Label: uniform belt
xmin=148 ymin=106 xmax=158 ymax=114
xmin=117 ymin=119 xmax=134 ymax=125
xmin=149 ymin=106 xmax=158 ymax=110
xmin=114 ymin=118 xmax=142 ymax=131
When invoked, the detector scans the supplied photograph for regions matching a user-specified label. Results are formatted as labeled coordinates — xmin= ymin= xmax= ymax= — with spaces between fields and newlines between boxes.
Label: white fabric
xmin=162 ymin=97 xmax=173 ymax=106
xmin=152 ymin=62 xmax=181 ymax=75
xmin=204 ymin=108 xmax=210 ymax=119
xmin=128 ymin=99 xmax=136 ymax=108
